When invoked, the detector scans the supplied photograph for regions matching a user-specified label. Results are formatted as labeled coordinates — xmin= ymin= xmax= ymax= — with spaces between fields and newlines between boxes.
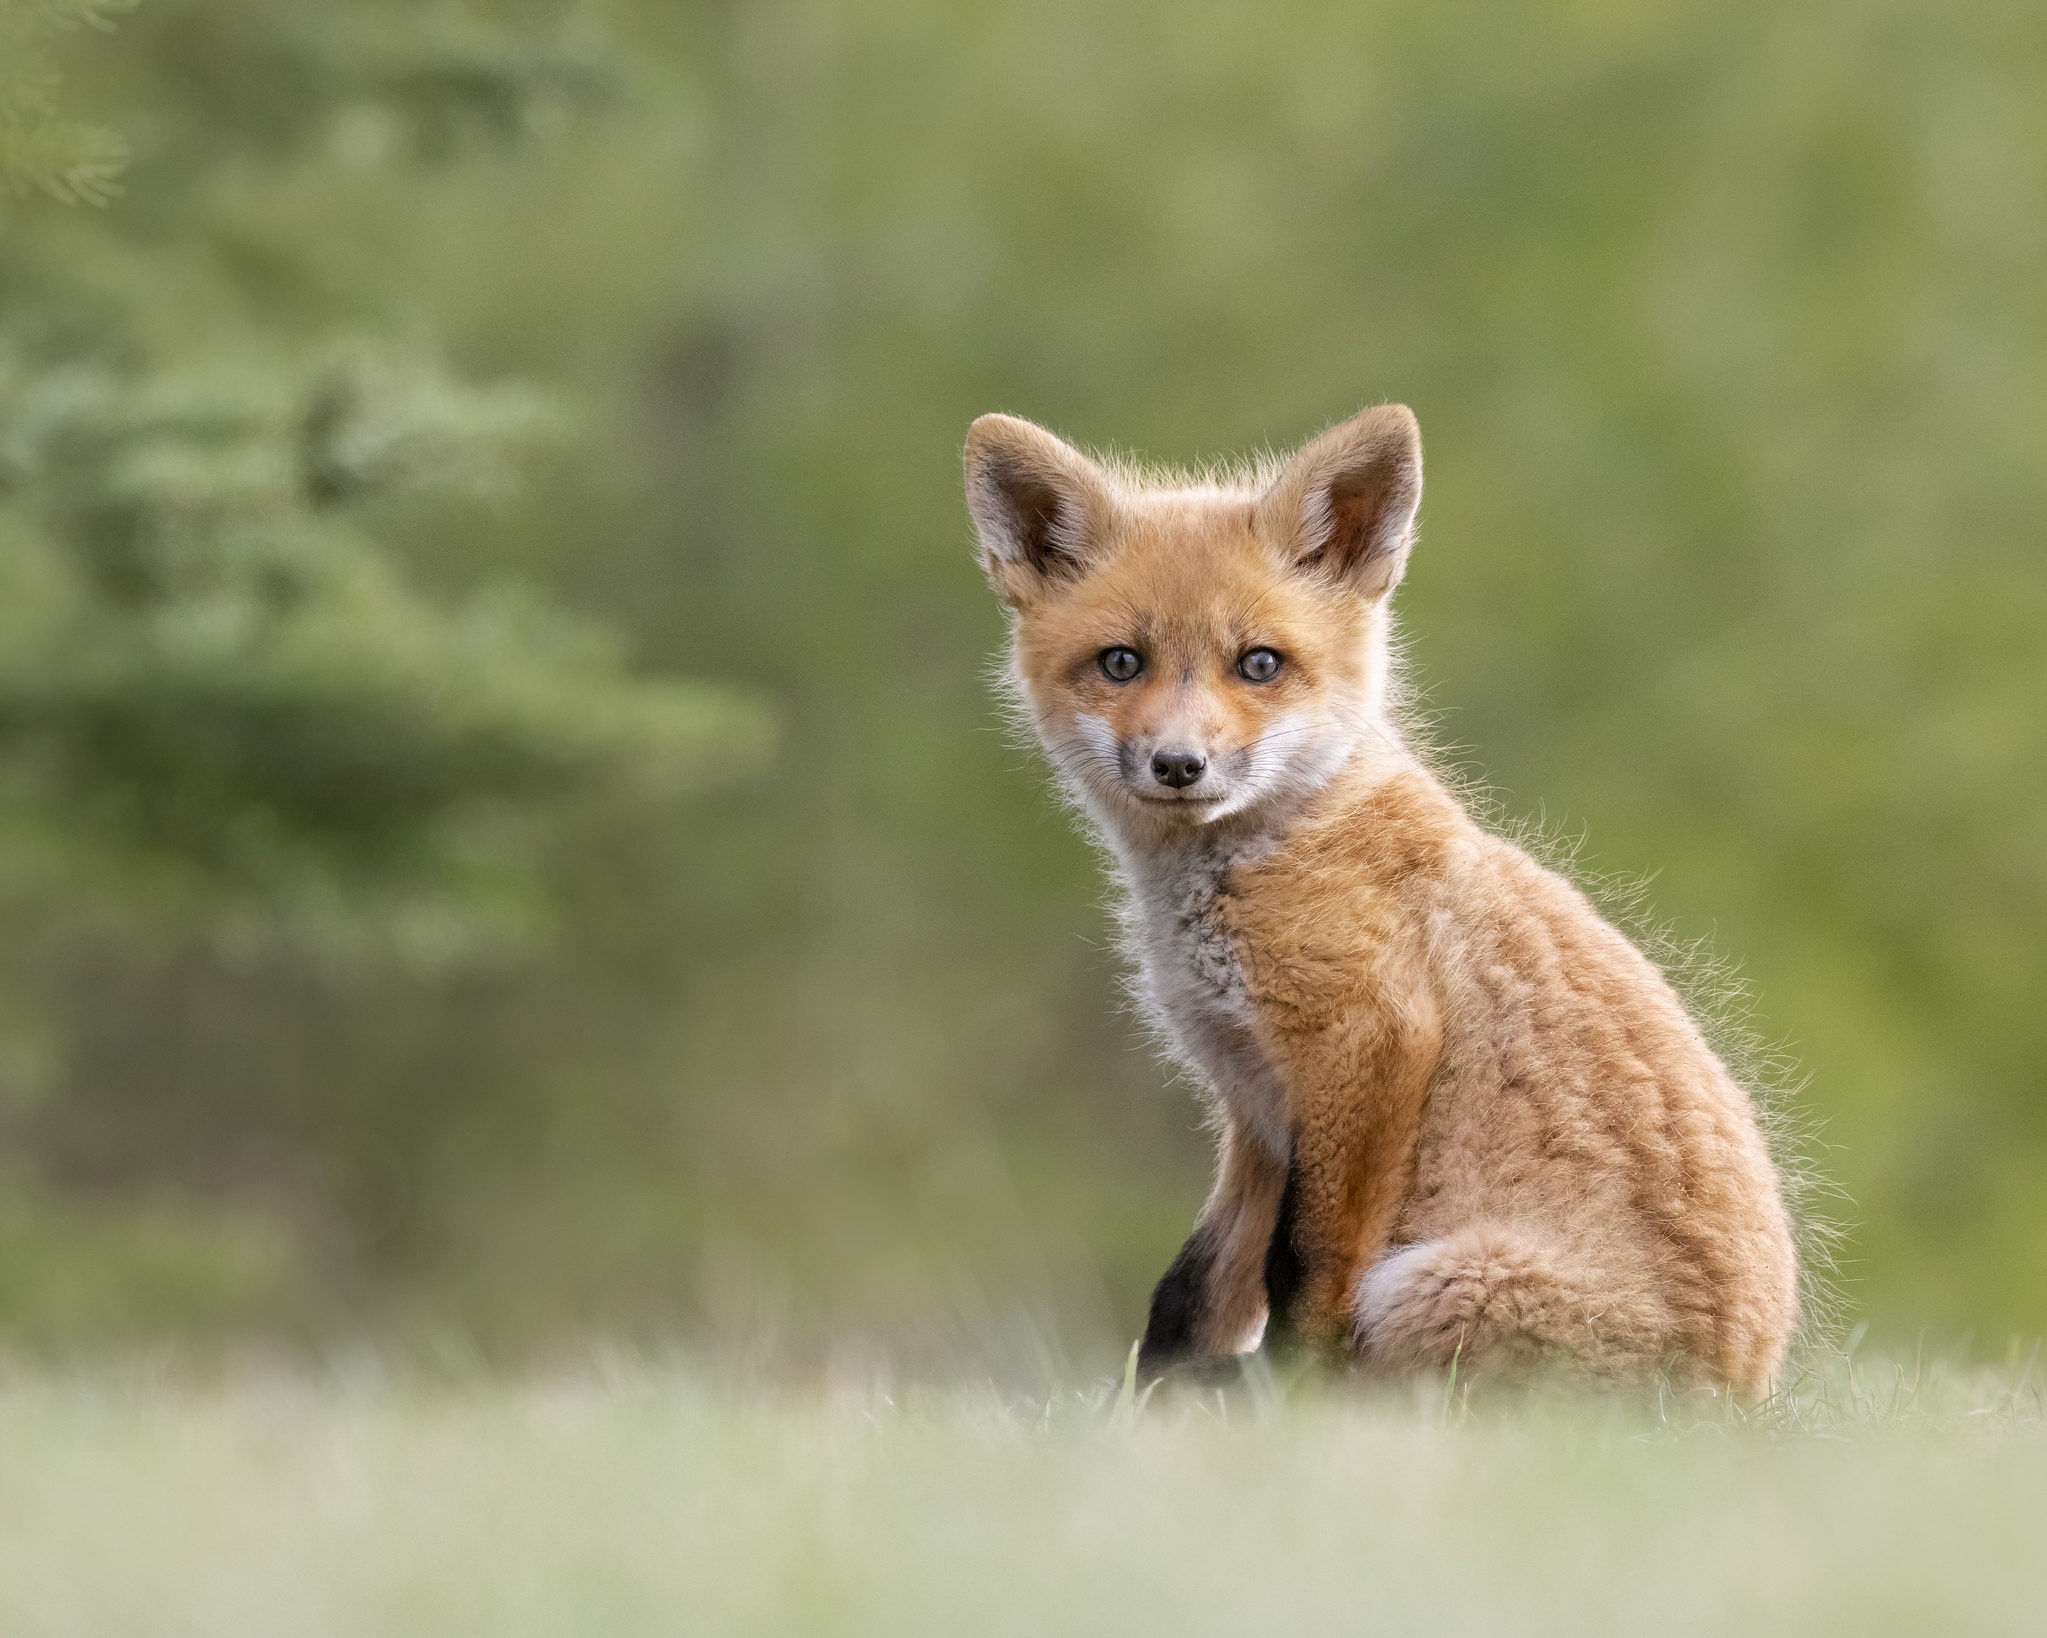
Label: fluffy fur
xmin=963 ymin=404 xmax=1802 ymax=1397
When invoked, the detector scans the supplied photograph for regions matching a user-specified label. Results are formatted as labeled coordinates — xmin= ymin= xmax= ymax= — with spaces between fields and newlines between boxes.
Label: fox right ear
xmin=963 ymin=414 xmax=1114 ymax=607
xmin=1257 ymin=403 xmax=1423 ymax=601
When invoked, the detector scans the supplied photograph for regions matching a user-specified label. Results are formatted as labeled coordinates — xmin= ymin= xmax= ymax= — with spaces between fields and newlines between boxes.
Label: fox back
xmin=965 ymin=404 xmax=1800 ymax=1396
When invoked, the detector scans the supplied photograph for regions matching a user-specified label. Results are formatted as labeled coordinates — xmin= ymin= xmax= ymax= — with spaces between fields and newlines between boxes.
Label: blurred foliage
xmin=0 ymin=0 xmax=135 ymax=204
xmin=0 ymin=0 xmax=767 ymax=1346
xmin=0 ymin=0 xmax=2041 ymax=1363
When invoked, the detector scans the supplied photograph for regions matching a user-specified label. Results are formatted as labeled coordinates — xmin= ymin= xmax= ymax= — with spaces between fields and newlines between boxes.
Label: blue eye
xmin=1237 ymin=648 xmax=1282 ymax=683
xmin=1099 ymin=647 xmax=1143 ymax=682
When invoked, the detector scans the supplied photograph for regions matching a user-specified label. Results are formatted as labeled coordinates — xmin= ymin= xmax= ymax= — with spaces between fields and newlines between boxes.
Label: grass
xmin=0 ymin=1345 xmax=2040 ymax=1637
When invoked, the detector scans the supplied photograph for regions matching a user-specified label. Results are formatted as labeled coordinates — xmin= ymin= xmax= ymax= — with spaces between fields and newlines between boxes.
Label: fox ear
xmin=964 ymin=414 xmax=1115 ymax=607
xmin=1258 ymin=404 xmax=1423 ymax=600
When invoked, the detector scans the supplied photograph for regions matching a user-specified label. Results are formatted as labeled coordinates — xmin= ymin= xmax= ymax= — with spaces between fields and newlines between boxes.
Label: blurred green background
xmin=0 ymin=0 xmax=2041 ymax=1370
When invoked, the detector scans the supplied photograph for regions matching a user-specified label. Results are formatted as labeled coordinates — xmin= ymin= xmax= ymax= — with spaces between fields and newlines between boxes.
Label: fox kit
xmin=964 ymin=403 xmax=1800 ymax=1395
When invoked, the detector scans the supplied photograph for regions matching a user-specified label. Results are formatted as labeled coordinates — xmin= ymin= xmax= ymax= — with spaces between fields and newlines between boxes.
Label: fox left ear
xmin=963 ymin=413 xmax=1116 ymax=608
xmin=1258 ymin=404 xmax=1423 ymax=600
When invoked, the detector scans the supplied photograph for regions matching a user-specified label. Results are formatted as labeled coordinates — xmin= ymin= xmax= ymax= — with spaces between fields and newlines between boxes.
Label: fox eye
xmin=1237 ymin=648 xmax=1282 ymax=683
xmin=1098 ymin=646 xmax=1143 ymax=682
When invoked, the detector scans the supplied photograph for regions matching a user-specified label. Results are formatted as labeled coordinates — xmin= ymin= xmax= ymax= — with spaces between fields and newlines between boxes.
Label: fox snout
xmin=1149 ymin=746 xmax=1208 ymax=789
xmin=1117 ymin=716 xmax=1227 ymax=801
xmin=1091 ymin=720 xmax=1226 ymax=804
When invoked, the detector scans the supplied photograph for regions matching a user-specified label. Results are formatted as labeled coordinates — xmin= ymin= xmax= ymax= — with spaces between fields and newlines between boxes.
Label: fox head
xmin=964 ymin=403 xmax=1423 ymax=840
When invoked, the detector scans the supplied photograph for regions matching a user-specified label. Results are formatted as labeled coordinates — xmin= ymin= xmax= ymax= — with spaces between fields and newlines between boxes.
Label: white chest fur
xmin=1118 ymin=837 xmax=1293 ymax=1161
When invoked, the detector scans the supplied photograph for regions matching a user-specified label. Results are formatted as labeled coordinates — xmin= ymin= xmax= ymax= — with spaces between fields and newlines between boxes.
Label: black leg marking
xmin=1137 ymin=1222 xmax=1218 ymax=1381
xmin=1262 ymin=1157 xmax=1304 ymax=1355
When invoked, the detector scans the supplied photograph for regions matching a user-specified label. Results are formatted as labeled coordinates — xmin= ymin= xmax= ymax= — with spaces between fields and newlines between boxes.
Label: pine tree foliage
xmin=0 ymin=1 xmax=766 ymax=955
xmin=0 ymin=0 xmax=134 ymax=203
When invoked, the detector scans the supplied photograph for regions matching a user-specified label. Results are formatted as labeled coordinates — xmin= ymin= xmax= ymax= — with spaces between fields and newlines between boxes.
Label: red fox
xmin=964 ymin=403 xmax=1800 ymax=1395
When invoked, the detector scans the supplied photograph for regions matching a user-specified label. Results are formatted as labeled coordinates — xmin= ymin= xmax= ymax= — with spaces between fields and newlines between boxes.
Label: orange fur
xmin=964 ymin=404 xmax=1799 ymax=1396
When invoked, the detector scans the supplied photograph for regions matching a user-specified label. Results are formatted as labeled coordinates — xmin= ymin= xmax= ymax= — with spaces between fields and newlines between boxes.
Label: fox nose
xmin=1150 ymin=747 xmax=1208 ymax=789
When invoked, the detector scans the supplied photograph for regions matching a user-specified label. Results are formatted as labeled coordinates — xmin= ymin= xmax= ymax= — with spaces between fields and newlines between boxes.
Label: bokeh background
xmin=0 ymin=0 xmax=2041 ymax=1372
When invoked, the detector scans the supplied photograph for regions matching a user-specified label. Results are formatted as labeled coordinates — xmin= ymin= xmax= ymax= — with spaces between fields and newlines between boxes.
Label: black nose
xmin=1150 ymin=747 xmax=1207 ymax=789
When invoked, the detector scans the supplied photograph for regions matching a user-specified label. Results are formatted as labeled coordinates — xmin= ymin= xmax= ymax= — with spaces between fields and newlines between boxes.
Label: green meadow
xmin=4 ymin=1350 xmax=2041 ymax=1637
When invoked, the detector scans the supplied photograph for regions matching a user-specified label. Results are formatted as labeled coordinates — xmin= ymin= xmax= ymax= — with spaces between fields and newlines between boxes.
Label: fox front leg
xmin=1136 ymin=1120 xmax=1286 ymax=1383
xmin=1259 ymin=997 xmax=1442 ymax=1356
